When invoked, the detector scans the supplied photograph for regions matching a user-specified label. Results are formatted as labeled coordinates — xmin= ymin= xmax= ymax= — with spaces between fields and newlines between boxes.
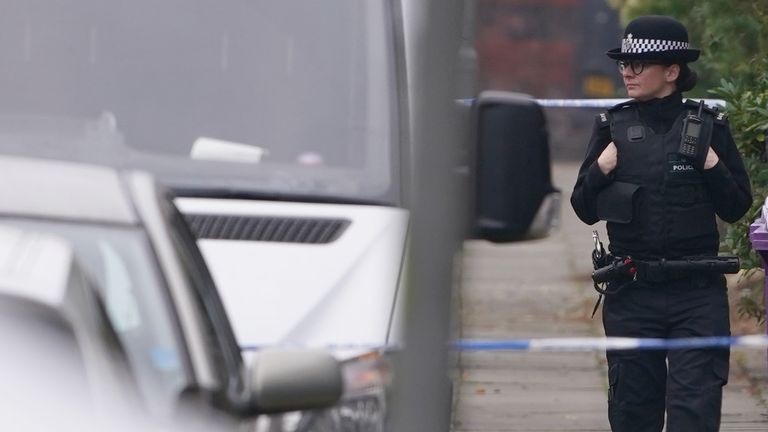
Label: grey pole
xmin=388 ymin=0 xmax=467 ymax=430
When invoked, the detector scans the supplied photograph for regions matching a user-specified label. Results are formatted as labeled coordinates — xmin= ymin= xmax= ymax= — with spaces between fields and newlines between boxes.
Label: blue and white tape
xmin=534 ymin=98 xmax=726 ymax=109
xmin=535 ymin=98 xmax=631 ymax=108
xmin=454 ymin=335 xmax=768 ymax=352
xmin=457 ymin=98 xmax=727 ymax=109
xmin=242 ymin=334 xmax=768 ymax=353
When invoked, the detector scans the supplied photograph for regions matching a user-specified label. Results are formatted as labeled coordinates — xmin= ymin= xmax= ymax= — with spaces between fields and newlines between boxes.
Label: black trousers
xmin=602 ymin=274 xmax=730 ymax=432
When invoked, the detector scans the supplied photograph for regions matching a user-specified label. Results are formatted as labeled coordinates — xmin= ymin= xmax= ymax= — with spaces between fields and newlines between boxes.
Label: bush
xmin=712 ymin=66 xmax=768 ymax=324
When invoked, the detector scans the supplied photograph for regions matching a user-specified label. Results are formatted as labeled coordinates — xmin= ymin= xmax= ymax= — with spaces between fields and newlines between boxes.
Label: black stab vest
xmin=606 ymin=103 xmax=718 ymax=259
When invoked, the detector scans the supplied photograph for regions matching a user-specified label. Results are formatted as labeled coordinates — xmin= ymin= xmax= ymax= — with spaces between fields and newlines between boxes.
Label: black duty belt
xmin=592 ymin=255 xmax=740 ymax=285
xmin=588 ymin=229 xmax=740 ymax=319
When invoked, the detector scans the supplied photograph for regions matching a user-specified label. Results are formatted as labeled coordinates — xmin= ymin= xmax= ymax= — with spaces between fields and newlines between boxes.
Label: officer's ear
xmin=665 ymin=64 xmax=680 ymax=83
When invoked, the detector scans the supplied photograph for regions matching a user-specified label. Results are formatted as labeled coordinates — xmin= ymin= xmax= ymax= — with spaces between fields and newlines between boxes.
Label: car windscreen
xmin=0 ymin=0 xmax=397 ymax=203
xmin=1 ymin=218 xmax=189 ymax=418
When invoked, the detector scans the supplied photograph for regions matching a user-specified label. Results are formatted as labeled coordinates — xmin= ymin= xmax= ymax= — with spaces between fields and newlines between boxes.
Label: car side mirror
xmin=472 ymin=90 xmax=561 ymax=242
xmin=247 ymin=349 xmax=343 ymax=413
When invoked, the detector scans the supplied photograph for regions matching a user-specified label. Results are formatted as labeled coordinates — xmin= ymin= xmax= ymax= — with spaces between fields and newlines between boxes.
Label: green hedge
xmin=713 ymin=67 xmax=768 ymax=324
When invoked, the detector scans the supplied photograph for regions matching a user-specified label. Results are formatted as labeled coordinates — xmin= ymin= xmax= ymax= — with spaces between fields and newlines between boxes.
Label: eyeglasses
xmin=616 ymin=60 xmax=666 ymax=75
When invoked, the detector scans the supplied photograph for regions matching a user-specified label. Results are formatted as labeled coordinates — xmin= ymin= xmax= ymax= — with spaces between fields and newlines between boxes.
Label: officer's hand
xmin=703 ymin=147 xmax=719 ymax=170
xmin=597 ymin=142 xmax=618 ymax=175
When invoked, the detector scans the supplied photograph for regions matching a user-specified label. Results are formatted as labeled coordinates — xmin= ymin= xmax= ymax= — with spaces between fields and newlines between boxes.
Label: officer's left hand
xmin=703 ymin=147 xmax=719 ymax=170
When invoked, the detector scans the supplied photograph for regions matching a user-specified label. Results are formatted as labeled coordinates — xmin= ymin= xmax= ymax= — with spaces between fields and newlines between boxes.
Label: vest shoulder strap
xmin=595 ymin=101 xmax=637 ymax=128
xmin=607 ymin=100 xmax=638 ymax=123
xmin=683 ymin=99 xmax=729 ymax=125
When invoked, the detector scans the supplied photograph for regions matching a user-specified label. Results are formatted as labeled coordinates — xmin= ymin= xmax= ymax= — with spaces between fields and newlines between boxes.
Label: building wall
xmin=474 ymin=0 xmax=622 ymax=98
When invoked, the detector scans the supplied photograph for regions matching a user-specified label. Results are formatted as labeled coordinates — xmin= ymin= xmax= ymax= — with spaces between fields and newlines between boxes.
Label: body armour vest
xmin=603 ymin=102 xmax=718 ymax=259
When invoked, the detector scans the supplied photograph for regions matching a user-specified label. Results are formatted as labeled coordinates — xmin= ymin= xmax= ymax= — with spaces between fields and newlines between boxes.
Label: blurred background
xmin=470 ymin=0 xmax=623 ymax=161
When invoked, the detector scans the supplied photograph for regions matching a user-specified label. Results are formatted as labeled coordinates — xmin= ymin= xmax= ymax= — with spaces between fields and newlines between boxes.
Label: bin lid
xmin=749 ymin=197 xmax=768 ymax=250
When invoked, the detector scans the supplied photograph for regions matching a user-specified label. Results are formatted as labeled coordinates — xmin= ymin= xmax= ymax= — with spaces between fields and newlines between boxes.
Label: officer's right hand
xmin=597 ymin=142 xmax=617 ymax=175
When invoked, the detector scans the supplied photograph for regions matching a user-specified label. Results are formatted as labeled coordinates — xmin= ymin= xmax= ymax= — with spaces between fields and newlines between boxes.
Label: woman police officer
xmin=571 ymin=15 xmax=752 ymax=432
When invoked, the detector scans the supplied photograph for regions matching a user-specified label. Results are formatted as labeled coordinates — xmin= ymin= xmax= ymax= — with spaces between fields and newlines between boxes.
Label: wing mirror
xmin=246 ymin=349 xmax=343 ymax=413
xmin=472 ymin=90 xmax=561 ymax=242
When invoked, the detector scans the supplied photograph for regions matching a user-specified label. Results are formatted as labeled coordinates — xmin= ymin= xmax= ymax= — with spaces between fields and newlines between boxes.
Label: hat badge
xmin=622 ymin=34 xmax=634 ymax=53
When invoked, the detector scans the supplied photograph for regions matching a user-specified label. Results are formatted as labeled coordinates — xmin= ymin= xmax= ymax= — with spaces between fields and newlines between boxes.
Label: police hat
xmin=606 ymin=15 xmax=700 ymax=63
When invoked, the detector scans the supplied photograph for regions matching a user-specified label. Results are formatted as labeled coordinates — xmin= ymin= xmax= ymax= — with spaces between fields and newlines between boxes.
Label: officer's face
xmin=620 ymin=61 xmax=678 ymax=101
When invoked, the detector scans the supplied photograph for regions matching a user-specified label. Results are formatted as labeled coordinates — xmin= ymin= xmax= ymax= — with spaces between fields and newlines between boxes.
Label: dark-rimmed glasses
xmin=616 ymin=60 xmax=666 ymax=75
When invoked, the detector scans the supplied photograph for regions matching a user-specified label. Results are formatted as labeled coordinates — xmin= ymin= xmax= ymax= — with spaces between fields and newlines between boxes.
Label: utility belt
xmin=588 ymin=230 xmax=740 ymax=318
xmin=592 ymin=254 xmax=740 ymax=285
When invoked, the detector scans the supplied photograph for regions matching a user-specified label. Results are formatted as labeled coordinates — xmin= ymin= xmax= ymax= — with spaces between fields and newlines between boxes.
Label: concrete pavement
xmin=451 ymin=161 xmax=768 ymax=431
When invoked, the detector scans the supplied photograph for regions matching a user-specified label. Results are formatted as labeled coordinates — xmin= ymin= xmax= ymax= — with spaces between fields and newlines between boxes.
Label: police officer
xmin=571 ymin=15 xmax=752 ymax=432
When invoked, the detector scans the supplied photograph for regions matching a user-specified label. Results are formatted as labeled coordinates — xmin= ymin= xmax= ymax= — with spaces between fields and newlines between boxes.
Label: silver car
xmin=0 ymin=154 xmax=342 ymax=430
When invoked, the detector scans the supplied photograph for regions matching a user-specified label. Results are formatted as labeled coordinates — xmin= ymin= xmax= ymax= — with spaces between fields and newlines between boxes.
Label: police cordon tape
xmin=453 ymin=335 xmax=768 ymax=352
xmin=457 ymin=98 xmax=727 ymax=109
xmin=533 ymin=98 xmax=726 ymax=109
xmin=241 ymin=334 xmax=768 ymax=353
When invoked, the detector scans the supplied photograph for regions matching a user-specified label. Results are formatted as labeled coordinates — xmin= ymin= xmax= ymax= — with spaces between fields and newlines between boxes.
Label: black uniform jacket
xmin=571 ymin=92 xmax=752 ymax=259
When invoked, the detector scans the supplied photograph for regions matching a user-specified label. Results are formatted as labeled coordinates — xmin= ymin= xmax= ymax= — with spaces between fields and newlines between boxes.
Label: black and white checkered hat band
xmin=621 ymin=38 xmax=689 ymax=54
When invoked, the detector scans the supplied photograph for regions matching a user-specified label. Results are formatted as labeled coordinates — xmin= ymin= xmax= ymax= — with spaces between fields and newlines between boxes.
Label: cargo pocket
xmin=608 ymin=363 xmax=620 ymax=403
xmin=712 ymin=354 xmax=729 ymax=387
xmin=609 ymin=356 xmax=666 ymax=405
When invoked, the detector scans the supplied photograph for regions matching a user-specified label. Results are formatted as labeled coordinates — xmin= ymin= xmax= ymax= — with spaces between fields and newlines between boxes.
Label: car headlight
xmin=341 ymin=350 xmax=391 ymax=397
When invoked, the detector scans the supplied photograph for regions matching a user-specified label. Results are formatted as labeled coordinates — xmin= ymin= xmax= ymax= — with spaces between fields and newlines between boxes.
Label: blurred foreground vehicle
xmin=0 ymin=227 xmax=152 ymax=432
xmin=0 ymin=1 xmax=558 ymax=429
xmin=0 ymin=155 xmax=342 ymax=431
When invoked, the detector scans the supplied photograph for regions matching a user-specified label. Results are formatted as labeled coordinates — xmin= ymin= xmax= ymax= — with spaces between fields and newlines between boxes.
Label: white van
xmin=0 ymin=1 xmax=559 ymax=428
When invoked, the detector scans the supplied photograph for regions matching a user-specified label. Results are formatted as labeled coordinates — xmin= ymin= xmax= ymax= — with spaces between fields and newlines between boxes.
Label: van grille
xmin=184 ymin=214 xmax=350 ymax=244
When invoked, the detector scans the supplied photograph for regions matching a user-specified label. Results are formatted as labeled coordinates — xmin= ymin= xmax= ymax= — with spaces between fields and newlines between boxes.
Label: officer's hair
xmin=675 ymin=63 xmax=698 ymax=93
